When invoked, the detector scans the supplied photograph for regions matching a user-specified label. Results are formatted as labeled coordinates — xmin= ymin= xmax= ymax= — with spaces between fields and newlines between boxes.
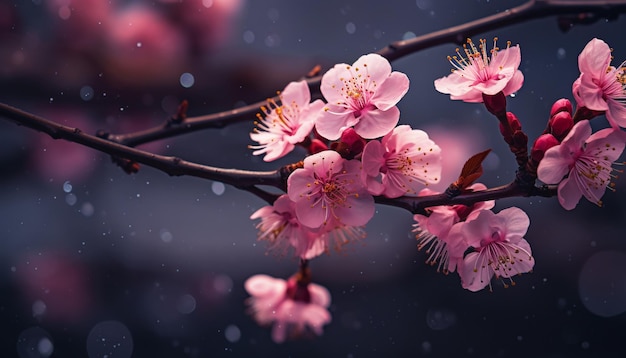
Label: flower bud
xmin=499 ymin=112 xmax=522 ymax=142
xmin=333 ymin=128 xmax=366 ymax=159
xmin=531 ymin=133 xmax=559 ymax=163
xmin=483 ymin=91 xmax=507 ymax=117
xmin=549 ymin=111 xmax=573 ymax=141
xmin=549 ymin=98 xmax=572 ymax=117
xmin=308 ymin=138 xmax=328 ymax=155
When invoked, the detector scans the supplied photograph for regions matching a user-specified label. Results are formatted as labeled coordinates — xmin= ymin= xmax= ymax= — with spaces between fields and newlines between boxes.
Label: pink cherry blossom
xmin=316 ymin=53 xmax=409 ymax=140
xmin=537 ymin=120 xmax=626 ymax=210
xmin=250 ymin=195 xmax=326 ymax=259
xmin=245 ymin=274 xmax=331 ymax=343
xmin=287 ymin=150 xmax=374 ymax=229
xmin=412 ymin=184 xmax=494 ymax=274
xmin=250 ymin=80 xmax=324 ymax=161
xmin=434 ymin=38 xmax=524 ymax=103
xmin=361 ymin=125 xmax=442 ymax=198
xmin=573 ymin=38 xmax=626 ymax=129
xmin=453 ymin=207 xmax=534 ymax=292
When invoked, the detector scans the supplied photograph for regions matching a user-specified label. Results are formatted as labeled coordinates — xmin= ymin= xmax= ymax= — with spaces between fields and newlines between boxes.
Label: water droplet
xmin=267 ymin=8 xmax=280 ymax=22
xmin=32 ymin=300 xmax=47 ymax=317
xmin=65 ymin=193 xmax=77 ymax=206
xmin=579 ymin=251 xmax=626 ymax=317
xmin=81 ymin=202 xmax=95 ymax=217
xmin=243 ymin=30 xmax=255 ymax=44
xmin=402 ymin=31 xmax=416 ymax=40
xmin=160 ymin=229 xmax=173 ymax=243
xmin=80 ymin=86 xmax=94 ymax=101
xmin=17 ymin=327 xmax=54 ymax=358
xmin=211 ymin=182 xmax=225 ymax=196
xmin=426 ymin=308 xmax=456 ymax=330
xmin=176 ymin=294 xmax=196 ymax=315
xmin=179 ymin=73 xmax=195 ymax=88
xmin=86 ymin=321 xmax=133 ymax=358
xmin=224 ymin=325 xmax=241 ymax=343
xmin=345 ymin=22 xmax=356 ymax=34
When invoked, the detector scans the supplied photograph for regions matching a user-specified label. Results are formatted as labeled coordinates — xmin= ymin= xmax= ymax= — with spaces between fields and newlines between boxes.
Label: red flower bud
xmin=549 ymin=98 xmax=572 ymax=117
xmin=549 ymin=111 xmax=573 ymax=141
xmin=531 ymin=133 xmax=559 ymax=163
xmin=483 ymin=92 xmax=507 ymax=117
xmin=308 ymin=139 xmax=328 ymax=154
xmin=499 ymin=112 xmax=522 ymax=142
xmin=338 ymin=128 xmax=366 ymax=157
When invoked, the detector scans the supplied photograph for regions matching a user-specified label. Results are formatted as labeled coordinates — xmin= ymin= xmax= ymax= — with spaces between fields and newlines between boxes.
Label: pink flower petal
xmin=499 ymin=207 xmax=530 ymax=243
xmin=281 ymin=80 xmax=311 ymax=107
xmin=245 ymin=275 xmax=286 ymax=297
xmin=578 ymin=38 xmax=612 ymax=77
xmin=557 ymin=175 xmax=583 ymax=210
xmin=353 ymin=106 xmax=400 ymax=139
xmin=308 ymin=283 xmax=331 ymax=308
xmin=434 ymin=72 xmax=473 ymax=97
xmin=352 ymin=53 xmax=393 ymax=84
xmin=459 ymin=252 xmax=493 ymax=292
xmin=371 ymin=71 xmax=410 ymax=111
xmin=315 ymin=108 xmax=357 ymax=141
xmin=585 ymin=128 xmax=626 ymax=162
xmin=578 ymin=73 xmax=610 ymax=111
xmin=502 ymin=70 xmax=524 ymax=96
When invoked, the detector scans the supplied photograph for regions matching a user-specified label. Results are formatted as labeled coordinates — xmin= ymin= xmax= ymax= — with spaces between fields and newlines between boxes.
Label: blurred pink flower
xmin=287 ymin=150 xmax=374 ymax=229
xmin=572 ymin=38 xmax=626 ymax=129
xmin=251 ymin=195 xmax=326 ymax=259
xmin=413 ymin=184 xmax=494 ymax=273
xmin=317 ymin=53 xmax=409 ymax=140
xmin=434 ymin=38 xmax=524 ymax=103
xmin=245 ymin=274 xmax=331 ymax=343
xmin=104 ymin=5 xmax=188 ymax=85
xmin=361 ymin=125 xmax=442 ymax=198
xmin=454 ymin=207 xmax=534 ymax=292
xmin=537 ymin=120 xmax=626 ymax=210
xmin=250 ymin=80 xmax=323 ymax=161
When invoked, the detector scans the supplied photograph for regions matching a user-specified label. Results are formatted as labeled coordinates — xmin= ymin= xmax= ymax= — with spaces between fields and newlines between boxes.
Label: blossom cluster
xmin=244 ymin=38 xmax=626 ymax=343
xmin=250 ymin=53 xmax=442 ymax=259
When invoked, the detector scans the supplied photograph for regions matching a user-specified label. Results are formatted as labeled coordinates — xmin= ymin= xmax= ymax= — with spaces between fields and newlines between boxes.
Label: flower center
xmin=447 ymin=37 xmax=511 ymax=81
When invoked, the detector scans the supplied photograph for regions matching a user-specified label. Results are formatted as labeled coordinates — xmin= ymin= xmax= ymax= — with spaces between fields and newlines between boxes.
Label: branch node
xmin=168 ymin=100 xmax=189 ymax=126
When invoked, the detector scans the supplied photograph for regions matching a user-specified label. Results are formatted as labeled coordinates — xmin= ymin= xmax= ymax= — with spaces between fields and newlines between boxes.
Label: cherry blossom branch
xmin=1 ymin=100 xmax=558 ymax=212
xmin=105 ymin=0 xmax=626 ymax=148
xmin=0 ymin=103 xmax=285 ymax=191
xmin=376 ymin=181 xmax=557 ymax=215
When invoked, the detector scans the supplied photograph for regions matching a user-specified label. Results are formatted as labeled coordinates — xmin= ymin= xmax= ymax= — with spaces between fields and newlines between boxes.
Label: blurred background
xmin=2 ymin=0 xmax=626 ymax=357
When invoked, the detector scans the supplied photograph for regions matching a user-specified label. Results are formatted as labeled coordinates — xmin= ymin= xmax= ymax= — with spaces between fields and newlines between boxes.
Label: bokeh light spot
xmin=579 ymin=251 xmax=626 ymax=317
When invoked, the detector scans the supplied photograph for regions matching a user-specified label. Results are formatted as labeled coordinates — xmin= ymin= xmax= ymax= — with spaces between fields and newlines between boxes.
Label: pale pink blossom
xmin=245 ymin=274 xmax=331 ymax=343
xmin=537 ymin=120 xmax=626 ymax=210
xmin=250 ymin=195 xmax=326 ymax=259
xmin=250 ymin=80 xmax=324 ymax=161
xmin=316 ymin=53 xmax=409 ymax=140
xmin=453 ymin=207 xmax=534 ymax=292
xmin=412 ymin=184 xmax=494 ymax=274
xmin=573 ymin=38 xmax=626 ymax=128
xmin=361 ymin=125 xmax=442 ymax=198
xmin=287 ymin=150 xmax=374 ymax=229
xmin=434 ymin=38 xmax=524 ymax=103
